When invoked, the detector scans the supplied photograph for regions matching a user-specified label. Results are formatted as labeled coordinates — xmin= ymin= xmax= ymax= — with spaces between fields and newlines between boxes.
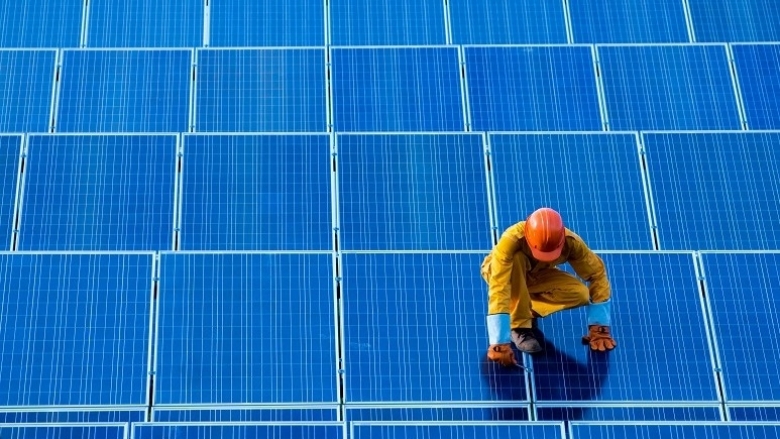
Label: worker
xmin=481 ymin=207 xmax=617 ymax=367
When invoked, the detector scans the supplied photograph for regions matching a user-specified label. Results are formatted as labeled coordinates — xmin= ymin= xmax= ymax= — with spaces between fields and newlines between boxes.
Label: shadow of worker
xmin=480 ymin=332 xmax=611 ymax=421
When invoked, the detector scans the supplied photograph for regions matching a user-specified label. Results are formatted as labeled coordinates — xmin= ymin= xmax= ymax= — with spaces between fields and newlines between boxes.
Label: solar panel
xmin=0 ymin=135 xmax=20 ymax=249
xmin=153 ymin=409 xmax=338 ymax=422
xmin=195 ymin=48 xmax=326 ymax=132
xmin=179 ymin=134 xmax=332 ymax=251
xmin=0 ymin=1 xmax=82 ymax=48
xmin=463 ymin=46 xmax=602 ymax=131
xmin=642 ymin=132 xmax=780 ymax=251
xmin=568 ymin=0 xmax=689 ymax=43
xmin=336 ymin=134 xmax=491 ymax=251
xmin=687 ymin=0 xmax=780 ymax=42
xmin=0 ymin=424 xmax=126 ymax=439
xmin=569 ymin=422 xmax=780 ymax=439
xmin=19 ymin=134 xmax=176 ymax=251
xmin=532 ymin=253 xmax=719 ymax=408
xmin=133 ymin=423 xmax=345 ymax=439
xmin=0 ymin=253 xmax=153 ymax=406
xmin=448 ymin=0 xmax=567 ymax=44
xmin=536 ymin=407 xmax=721 ymax=422
xmin=597 ymin=45 xmax=741 ymax=130
xmin=699 ymin=252 xmax=780 ymax=402
xmin=330 ymin=47 xmax=463 ymax=132
xmin=0 ymin=411 xmax=145 ymax=423
xmin=346 ymin=407 xmax=531 ymax=422
xmin=0 ymin=50 xmax=55 ymax=133
xmin=209 ymin=0 xmax=325 ymax=46
xmin=489 ymin=133 xmax=653 ymax=251
xmin=86 ymin=0 xmax=203 ymax=47
xmin=155 ymin=253 xmax=337 ymax=405
xmin=729 ymin=407 xmax=780 ymax=421
xmin=56 ymin=49 xmax=191 ymax=133
xmin=351 ymin=422 xmax=566 ymax=439
xmin=731 ymin=44 xmax=780 ymax=129
xmin=341 ymin=253 xmax=529 ymax=404
xmin=330 ymin=0 xmax=445 ymax=45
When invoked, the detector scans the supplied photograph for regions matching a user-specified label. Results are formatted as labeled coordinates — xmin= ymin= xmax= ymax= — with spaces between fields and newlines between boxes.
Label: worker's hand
xmin=581 ymin=325 xmax=617 ymax=351
xmin=487 ymin=343 xmax=520 ymax=367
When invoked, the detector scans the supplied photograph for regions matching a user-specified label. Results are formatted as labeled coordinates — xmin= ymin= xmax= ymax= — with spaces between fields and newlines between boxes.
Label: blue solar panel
xmin=0 ymin=50 xmax=55 ymax=133
xmin=642 ymin=132 xmax=780 ymax=251
xmin=153 ymin=409 xmax=338 ymax=422
xmin=195 ymin=48 xmax=326 ymax=132
xmin=489 ymin=133 xmax=652 ymax=251
xmin=331 ymin=47 xmax=463 ymax=132
xmin=448 ymin=0 xmax=567 ymax=44
xmin=86 ymin=0 xmax=203 ymax=47
xmin=346 ymin=407 xmax=531 ymax=422
xmin=700 ymin=252 xmax=780 ymax=402
xmin=568 ymin=0 xmax=689 ymax=43
xmin=341 ymin=253 xmax=528 ymax=403
xmin=19 ymin=134 xmax=176 ymax=251
xmin=533 ymin=253 xmax=718 ymax=404
xmin=351 ymin=423 xmax=565 ymax=439
xmin=0 ymin=253 xmax=152 ymax=406
xmin=56 ymin=49 xmax=191 ymax=133
xmin=337 ymin=134 xmax=491 ymax=251
xmin=729 ymin=407 xmax=780 ymax=421
xmin=0 ymin=424 xmax=126 ymax=439
xmin=536 ymin=407 xmax=721 ymax=422
xmin=570 ymin=422 xmax=780 ymax=439
xmin=0 ymin=411 xmax=145 ymax=423
xmin=155 ymin=253 xmax=337 ymax=405
xmin=464 ymin=46 xmax=602 ymax=131
xmin=0 ymin=1 xmax=82 ymax=48
xmin=133 ymin=423 xmax=345 ymax=439
xmin=330 ymin=0 xmax=445 ymax=45
xmin=209 ymin=0 xmax=324 ymax=46
xmin=731 ymin=44 xmax=780 ymax=129
xmin=180 ymin=134 xmax=332 ymax=251
xmin=687 ymin=0 xmax=780 ymax=42
xmin=0 ymin=135 xmax=20 ymax=249
xmin=597 ymin=45 xmax=741 ymax=130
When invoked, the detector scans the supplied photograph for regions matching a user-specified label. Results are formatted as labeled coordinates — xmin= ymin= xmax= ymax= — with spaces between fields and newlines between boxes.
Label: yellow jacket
xmin=483 ymin=221 xmax=613 ymax=345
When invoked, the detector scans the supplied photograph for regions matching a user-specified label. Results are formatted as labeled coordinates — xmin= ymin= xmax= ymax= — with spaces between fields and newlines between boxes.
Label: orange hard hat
xmin=525 ymin=208 xmax=565 ymax=262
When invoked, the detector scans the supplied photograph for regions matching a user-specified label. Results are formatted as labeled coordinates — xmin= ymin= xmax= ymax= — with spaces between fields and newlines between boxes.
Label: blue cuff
xmin=586 ymin=300 xmax=611 ymax=326
xmin=487 ymin=314 xmax=511 ymax=345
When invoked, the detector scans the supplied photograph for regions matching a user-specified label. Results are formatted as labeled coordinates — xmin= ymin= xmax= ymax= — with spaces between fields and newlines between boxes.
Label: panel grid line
xmin=724 ymin=44 xmax=750 ymax=130
xmin=481 ymin=133 xmax=499 ymax=246
xmin=48 ymin=49 xmax=62 ymax=133
xmin=145 ymin=253 xmax=160 ymax=421
xmin=326 ymin=47 xmax=333 ymax=132
xmin=457 ymin=45 xmax=472 ymax=131
xmin=692 ymin=252 xmax=729 ymax=421
xmin=443 ymin=0 xmax=453 ymax=45
xmin=681 ymin=0 xmax=697 ymax=42
xmin=590 ymin=45 xmax=609 ymax=131
xmin=9 ymin=135 xmax=24 ymax=252
xmin=188 ymin=49 xmax=197 ymax=132
xmin=323 ymin=0 xmax=331 ymax=47
xmin=11 ymin=136 xmax=30 ymax=252
xmin=695 ymin=253 xmax=733 ymax=409
xmin=203 ymin=0 xmax=210 ymax=47
xmin=80 ymin=0 xmax=89 ymax=47
xmin=172 ymin=133 xmax=183 ymax=251
xmin=634 ymin=132 xmax=660 ymax=251
xmin=637 ymin=133 xmax=664 ymax=250
xmin=562 ymin=0 xmax=575 ymax=44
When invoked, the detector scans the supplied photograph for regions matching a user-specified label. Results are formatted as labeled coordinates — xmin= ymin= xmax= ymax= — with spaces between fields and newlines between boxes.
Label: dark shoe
xmin=511 ymin=328 xmax=543 ymax=354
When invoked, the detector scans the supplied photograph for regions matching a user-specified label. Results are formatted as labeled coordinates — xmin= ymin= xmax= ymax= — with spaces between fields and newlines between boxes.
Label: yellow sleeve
xmin=485 ymin=228 xmax=522 ymax=345
xmin=567 ymin=236 xmax=613 ymax=325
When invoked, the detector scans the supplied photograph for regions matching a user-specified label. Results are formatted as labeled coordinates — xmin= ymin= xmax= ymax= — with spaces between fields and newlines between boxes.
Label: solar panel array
xmin=1 ymin=1 xmax=780 ymax=438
